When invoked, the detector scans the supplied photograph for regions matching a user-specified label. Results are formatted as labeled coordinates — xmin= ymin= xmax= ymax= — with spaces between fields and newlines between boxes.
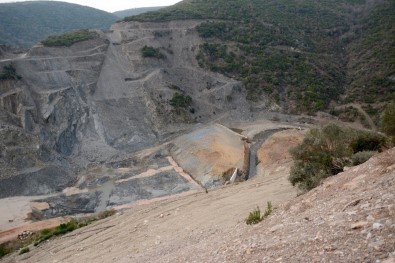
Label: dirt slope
xmin=3 ymin=140 xmax=394 ymax=263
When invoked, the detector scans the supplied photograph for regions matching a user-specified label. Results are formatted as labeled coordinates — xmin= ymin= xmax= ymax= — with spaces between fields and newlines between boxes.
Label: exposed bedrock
xmin=0 ymin=20 xmax=254 ymax=197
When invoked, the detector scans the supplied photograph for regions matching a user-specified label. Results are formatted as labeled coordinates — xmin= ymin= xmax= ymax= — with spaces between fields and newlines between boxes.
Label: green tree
xmin=289 ymin=124 xmax=352 ymax=191
xmin=141 ymin=46 xmax=165 ymax=59
xmin=0 ymin=64 xmax=21 ymax=80
xmin=41 ymin=30 xmax=96 ymax=47
xmin=169 ymin=92 xmax=192 ymax=109
xmin=381 ymin=103 xmax=395 ymax=141
xmin=289 ymin=124 xmax=388 ymax=192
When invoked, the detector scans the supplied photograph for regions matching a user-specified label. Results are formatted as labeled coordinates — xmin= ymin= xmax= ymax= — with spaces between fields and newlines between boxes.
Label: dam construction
xmin=0 ymin=0 xmax=394 ymax=261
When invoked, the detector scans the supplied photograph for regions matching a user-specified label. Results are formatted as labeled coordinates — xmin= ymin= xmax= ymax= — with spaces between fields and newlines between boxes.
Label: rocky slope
xmin=2 ymin=134 xmax=393 ymax=263
xmin=0 ymin=19 xmax=253 ymax=199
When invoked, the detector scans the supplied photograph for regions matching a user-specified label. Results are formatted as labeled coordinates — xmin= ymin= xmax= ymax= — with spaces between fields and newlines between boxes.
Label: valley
xmin=0 ymin=19 xmax=307 ymax=239
xmin=0 ymin=0 xmax=394 ymax=261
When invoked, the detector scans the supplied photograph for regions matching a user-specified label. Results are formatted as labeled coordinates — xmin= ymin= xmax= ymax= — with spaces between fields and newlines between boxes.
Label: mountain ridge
xmin=113 ymin=7 xmax=166 ymax=18
xmin=0 ymin=1 xmax=117 ymax=48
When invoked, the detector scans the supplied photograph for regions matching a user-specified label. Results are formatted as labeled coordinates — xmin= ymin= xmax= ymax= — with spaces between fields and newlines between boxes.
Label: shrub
xmin=53 ymin=220 xmax=77 ymax=235
xmin=350 ymin=131 xmax=387 ymax=153
xmin=34 ymin=220 xmax=78 ymax=245
xmin=245 ymin=201 xmax=272 ymax=225
xmin=41 ymin=30 xmax=96 ymax=47
xmin=289 ymin=124 xmax=388 ymax=192
xmin=246 ymin=206 xmax=262 ymax=225
xmin=0 ymin=65 xmax=21 ymax=80
xmin=96 ymin=209 xmax=116 ymax=220
xmin=262 ymin=201 xmax=273 ymax=218
xmin=19 ymin=247 xmax=29 ymax=255
xmin=169 ymin=92 xmax=192 ymax=109
xmin=381 ymin=103 xmax=395 ymax=141
xmin=0 ymin=244 xmax=9 ymax=258
xmin=40 ymin=229 xmax=52 ymax=236
xmin=289 ymin=124 xmax=352 ymax=191
xmin=141 ymin=46 xmax=165 ymax=59
xmin=351 ymin=151 xmax=376 ymax=166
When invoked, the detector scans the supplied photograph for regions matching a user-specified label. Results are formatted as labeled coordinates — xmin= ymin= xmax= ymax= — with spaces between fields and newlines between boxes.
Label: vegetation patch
xmin=141 ymin=46 xmax=165 ymax=59
xmin=18 ymin=247 xmax=29 ymax=255
xmin=0 ymin=65 xmax=21 ymax=80
xmin=41 ymin=30 xmax=97 ymax=47
xmin=351 ymin=151 xmax=376 ymax=166
xmin=169 ymin=92 xmax=192 ymax=110
xmin=0 ymin=209 xmax=115 ymax=259
xmin=125 ymin=0 xmax=394 ymax=114
xmin=0 ymin=244 xmax=9 ymax=258
xmin=381 ymin=103 xmax=395 ymax=142
xmin=0 ymin=1 xmax=116 ymax=47
xmin=246 ymin=201 xmax=273 ymax=225
xmin=330 ymin=106 xmax=365 ymax=123
xmin=289 ymin=124 xmax=389 ymax=192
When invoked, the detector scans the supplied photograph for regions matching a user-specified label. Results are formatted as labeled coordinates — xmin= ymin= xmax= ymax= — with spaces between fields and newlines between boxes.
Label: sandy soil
xmin=0 ymin=218 xmax=67 ymax=244
xmin=0 ymin=196 xmax=52 ymax=232
xmin=257 ymin=129 xmax=306 ymax=168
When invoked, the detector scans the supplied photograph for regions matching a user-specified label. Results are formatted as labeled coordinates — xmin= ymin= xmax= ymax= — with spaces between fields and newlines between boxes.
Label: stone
xmin=366 ymin=215 xmax=375 ymax=221
xmin=372 ymin=223 xmax=383 ymax=229
xmin=351 ymin=221 xmax=368 ymax=229
xmin=382 ymin=257 xmax=395 ymax=263
xmin=270 ymin=224 xmax=284 ymax=233
xmin=324 ymin=245 xmax=337 ymax=252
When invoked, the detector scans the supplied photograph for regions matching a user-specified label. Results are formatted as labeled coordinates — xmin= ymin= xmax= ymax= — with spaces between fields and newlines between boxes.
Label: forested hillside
xmin=113 ymin=7 xmax=165 ymax=18
xmin=0 ymin=1 xmax=117 ymax=47
xmin=127 ymin=0 xmax=394 ymax=114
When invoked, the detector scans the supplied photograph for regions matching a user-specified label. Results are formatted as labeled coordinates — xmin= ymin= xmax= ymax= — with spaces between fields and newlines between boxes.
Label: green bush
xmin=19 ymin=247 xmax=30 ymax=255
xmin=246 ymin=206 xmax=262 ymax=225
xmin=0 ymin=244 xmax=9 ymax=258
xmin=41 ymin=30 xmax=96 ymax=47
xmin=53 ymin=220 xmax=77 ymax=235
xmin=34 ymin=220 xmax=78 ymax=246
xmin=381 ymin=103 xmax=395 ymax=141
xmin=40 ymin=229 xmax=52 ymax=236
xmin=289 ymin=124 xmax=388 ymax=192
xmin=245 ymin=202 xmax=272 ymax=225
xmin=141 ymin=46 xmax=165 ymax=59
xmin=350 ymin=131 xmax=387 ymax=153
xmin=169 ymin=92 xmax=192 ymax=109
xmin=0 ymin=65 xmax=21 ymax=80
xmin=351 ymin=151 xmax=376 ymax=166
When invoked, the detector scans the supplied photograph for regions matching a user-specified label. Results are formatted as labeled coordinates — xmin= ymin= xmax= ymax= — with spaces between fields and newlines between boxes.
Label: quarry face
xmin=0 ymin=20 xmax=261 ymax=227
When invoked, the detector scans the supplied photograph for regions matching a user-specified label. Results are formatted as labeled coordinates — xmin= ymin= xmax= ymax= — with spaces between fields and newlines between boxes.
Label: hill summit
xmin=0 ymin=1 xmax=117 ymax=48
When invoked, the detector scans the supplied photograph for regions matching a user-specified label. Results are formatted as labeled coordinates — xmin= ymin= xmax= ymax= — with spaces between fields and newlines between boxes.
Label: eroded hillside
xmin=0 ymin=18 xmax=257 ymax=199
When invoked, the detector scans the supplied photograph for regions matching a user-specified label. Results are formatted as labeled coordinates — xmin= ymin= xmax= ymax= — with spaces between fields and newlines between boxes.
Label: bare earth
xmin=2 ymin=135 xmax=395 ymax=263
